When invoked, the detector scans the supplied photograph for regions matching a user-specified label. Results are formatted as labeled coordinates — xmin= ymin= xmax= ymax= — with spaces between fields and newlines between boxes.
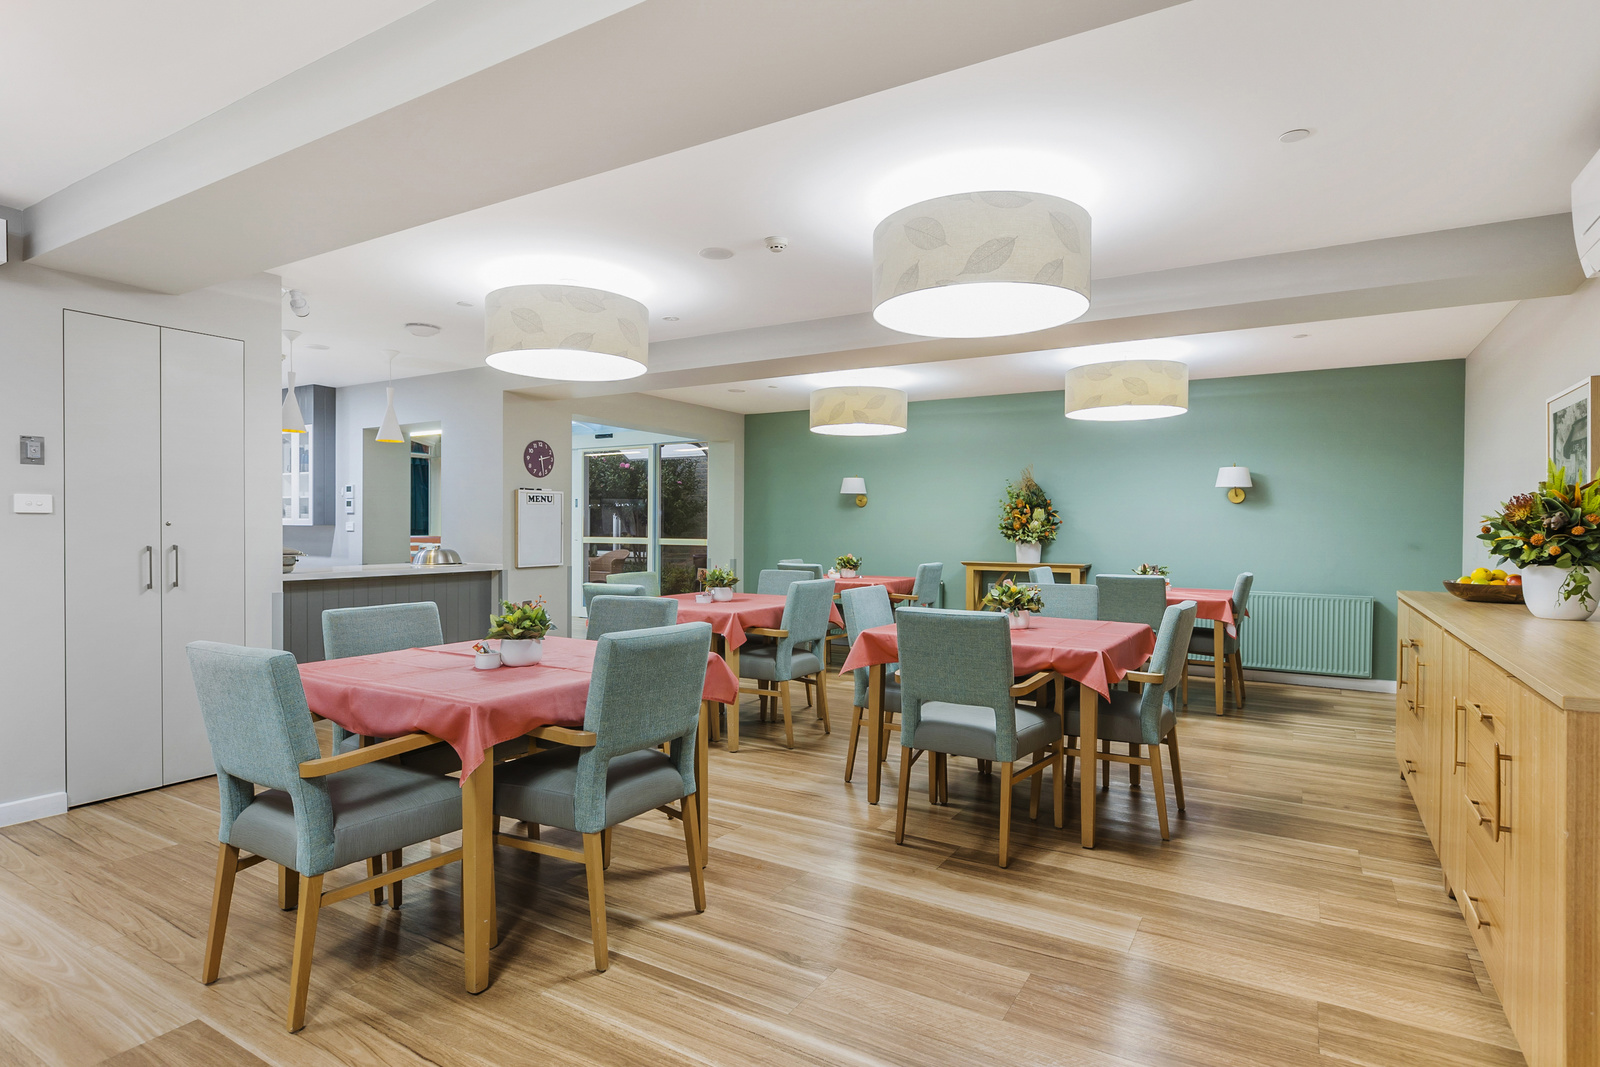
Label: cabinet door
xmin=1411 ymin=616 xmax=1443 ymax=842
xmin=159 ymin=328 xmax=246 ymax=785
xmin=1505 ymin=682 xmax=1565 ymax=1066
xmin=1437 ymin=633 xmax=1468 ymax=898
xmin=64 ymin=312 xmax=163 ymax=804
xmin=1395 ymin=605 xmax=1418 ymax=775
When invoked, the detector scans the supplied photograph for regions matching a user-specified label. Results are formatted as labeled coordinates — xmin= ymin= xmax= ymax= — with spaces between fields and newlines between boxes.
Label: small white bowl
xmin=695 ymin=592 xmax=713 ymax=603
xmin=473 ymin=652 xmax=502 ymax=670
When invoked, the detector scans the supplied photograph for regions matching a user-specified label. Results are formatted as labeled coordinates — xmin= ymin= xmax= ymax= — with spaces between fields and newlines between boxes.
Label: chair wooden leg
xmin=1064 ymin=739 xmax=1075 ymax=793
xmin=1130 ymin=743 xmax=1141 ymax=786
xmin=780 ymin=681 xmax=794 ymax=749
xmin=285 ymin=873 xmax=324 ymax=1033
xmin=581 ymin=832 xmax=609 ymax=972
xmin=1167 ymin=729 xmax=1186 ymax=811
xmin=277 ymin=865 xmax=298 ymax=911
xmin=844 ymin=705 xmax=863 ymax=782
xmin=1029 ymin=752 xmax=1042 ymax=820
xmin=1231 ymin=652 xmax=1247 ymax=707
xmin=1214 ymin=652 xmax=1227 ymax=715
xmin=815 ymin=670 xmax=830 ymax=734
xmin=1148 ymin=741 xmax=1170 ymax=840
xmin=939 ymin=753 xmax=949 ymax=805
xmin=977 ymin=758 xmax=992 ymax=777
xmin=895 ymin=748 xmax=915 ymax=844
xmin=681 ymin=797 xmax=706 ymax=912
xmin=928 ymin=751 xmax=940 ymax=802
xmin=366 ymin=856 xmax=384 ymax=906
xmin=387 ymin=850 xmax=403 ymax=909
xmin=998 ymin=762 xmax=1014 ymax=868
xmin=1181 ymin=662 xmax=1189 ymax=709
xmin=1052 ymin=744 xmax=1065 ymax=829
xmin=1100 ymin=739 xmax=1110 ymax=790
xmin=602 ymin=827 xmax=612 ymax=871
xmin=202 ymin=844 xmax=240 ymax=985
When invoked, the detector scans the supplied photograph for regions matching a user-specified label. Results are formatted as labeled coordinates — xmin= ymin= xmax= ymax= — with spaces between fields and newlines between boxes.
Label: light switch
xmin=345 ymin=520 xmax=355 ymax=532
xmin=13 ymin=493 xmax=53 ymax=514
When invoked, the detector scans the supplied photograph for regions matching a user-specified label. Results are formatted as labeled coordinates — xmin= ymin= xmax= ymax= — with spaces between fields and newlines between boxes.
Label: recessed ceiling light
xmin=1292 ymin=333 xmax=1309 ymax=338
xmin=1279 ymin=128 xmax=1312 ymax=143
xmin=700 ymin=247 xmax=734 ymax=260
xmin=456 ymin=301 xmax=473 ymax=307
xmin=662 ymin=315 xmax=679 ymax=321
xmin=306 ymin=343 xmax=330 ymax=350
xmin=405 ymin=322 xmax=441 ymax=337
xmin=728 ymin=387 xmax=746 ymax=393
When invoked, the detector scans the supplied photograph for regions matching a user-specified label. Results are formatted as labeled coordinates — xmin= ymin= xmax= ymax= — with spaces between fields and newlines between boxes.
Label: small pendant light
xmin=376 ymin=350 xmax=404 ymax=443
xmin=281 ymin=330 xmax=307 ymax=434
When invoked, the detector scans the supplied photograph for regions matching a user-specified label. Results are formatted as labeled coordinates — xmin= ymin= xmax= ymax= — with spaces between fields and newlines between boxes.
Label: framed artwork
xmin=1547 ymin=378 xmax=1598 ymax=480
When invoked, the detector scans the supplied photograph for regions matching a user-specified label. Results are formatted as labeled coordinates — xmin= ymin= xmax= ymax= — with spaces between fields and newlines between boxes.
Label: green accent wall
xmin=743 ymin=360 xmax=1466 ymax=681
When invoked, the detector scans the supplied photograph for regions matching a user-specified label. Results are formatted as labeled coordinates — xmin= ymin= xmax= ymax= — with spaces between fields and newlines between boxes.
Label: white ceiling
xmin=276 ymin=0 xmax=1600 ymax=388
xmin=1 ymin=0 xmax=433 ymax=207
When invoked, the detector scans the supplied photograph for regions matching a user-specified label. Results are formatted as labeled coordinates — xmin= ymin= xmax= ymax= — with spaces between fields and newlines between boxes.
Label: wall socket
xmin=19 ymin=436 xmax=43 ymax=464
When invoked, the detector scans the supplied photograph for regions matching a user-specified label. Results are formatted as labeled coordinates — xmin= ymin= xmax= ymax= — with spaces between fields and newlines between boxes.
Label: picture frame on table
xmin=1546 ymin=377 xmax=1597 ymax=480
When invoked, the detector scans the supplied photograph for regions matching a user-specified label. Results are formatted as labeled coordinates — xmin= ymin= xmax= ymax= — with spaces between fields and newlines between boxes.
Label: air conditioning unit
xmin=1575 ymin=146 xmax=1600 ymax=279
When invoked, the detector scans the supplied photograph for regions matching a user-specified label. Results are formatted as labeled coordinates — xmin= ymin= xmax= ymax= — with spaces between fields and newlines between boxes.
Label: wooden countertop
xmin=1399 ymin=590 xmax=1600 ymax=713
xmin=283 ymin=563 xmax=501 ymax=583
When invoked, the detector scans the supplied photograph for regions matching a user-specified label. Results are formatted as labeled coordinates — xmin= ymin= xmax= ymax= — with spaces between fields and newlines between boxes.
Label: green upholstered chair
xmin=1027 ymin=566 xmax=1056 ymax=584
xmin=1035 ymin=583 xmax=1099 ymax=620
xmin=737 ymin=577 xmax=835 ymax=748
xmin=777 ymin=559 xmax=826 ymax=580
xmin=607 ymin=570 xmax=661 ymax=596
xmin=586 ymin=595 xmax=678 ymax=640
xmin=898 ymin=562 xmax=944 ymax=610
xmin=1183 ymin=572 xmax=1254 ymax=715
xmin=756 ymin=567 xmax=814 ymax=594
xmin=839 ymin=584 xmax=902 ymax=783
xmin=321 ymin=602 xmax=443 ymax=745
xmin=493 ymin=622 xmax=711 ymax=971
xmin=584 ymin=581 xmax=642 ymax=607
xmin=1094 ymin=575 xmax=1169 ymax=633
xmin=1067 ymin=601 xmax=1197 ymax=840
xmin=893 ymin=608 xmax=1065 ymax=867
xmin=186 ymin=641 xmax=463 ymax=1032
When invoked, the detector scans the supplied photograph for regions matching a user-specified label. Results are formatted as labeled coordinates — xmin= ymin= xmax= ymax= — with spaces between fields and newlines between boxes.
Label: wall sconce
xmin=1216 ymin=465 xmax=1253 ymax=503
xmin=841 ymin=477 xmax=868 ymax=507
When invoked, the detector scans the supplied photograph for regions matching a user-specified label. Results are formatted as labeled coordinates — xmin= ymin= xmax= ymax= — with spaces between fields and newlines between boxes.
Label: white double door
xmin=64 ymin=312 xmax=245 ymax=805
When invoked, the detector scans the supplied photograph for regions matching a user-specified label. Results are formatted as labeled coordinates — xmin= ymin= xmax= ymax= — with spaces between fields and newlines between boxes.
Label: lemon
xmin=1471 ymin=577 xmax=1492 ymax=584
xmin=1471 ymin=567 xmax=1491 ymax=581
xmin=1457 ymin=576 xmax=1473 ymax=584
xmin=1490 ymin=568 xmax=1507 ymax=580
xmin=1490 ymin=580 xmax=1507 ymax=585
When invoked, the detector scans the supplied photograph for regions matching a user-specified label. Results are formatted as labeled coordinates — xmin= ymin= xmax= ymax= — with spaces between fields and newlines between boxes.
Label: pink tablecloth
xmin=300 ymin=638 xmax=738 ymax=781
xmin=832 ymin=575 xmax=917 ymax=596
xmin=839 ymin=616 xmax=1155 ymax=699
xmin=1167 ymin=587 xmax=1244 ymax=638
xmin=667 ymin=592 xmax=845 ymax=650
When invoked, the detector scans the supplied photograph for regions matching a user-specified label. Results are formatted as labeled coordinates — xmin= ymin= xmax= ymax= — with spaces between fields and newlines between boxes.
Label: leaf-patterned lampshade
xmin=1064 ymin=360 xmax=1188 ymax=421
xmin=872 ymin=191 xmax=1091 ymax=338
xmin=484 ymin=284 xmax=648 ymax=381
xmin=809 ymin=386 xmax=908 ymax=436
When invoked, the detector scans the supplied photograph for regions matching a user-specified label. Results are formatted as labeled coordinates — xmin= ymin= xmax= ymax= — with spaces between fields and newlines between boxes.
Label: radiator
xmin=1191 ymin=591 xmax=1374 ymax=679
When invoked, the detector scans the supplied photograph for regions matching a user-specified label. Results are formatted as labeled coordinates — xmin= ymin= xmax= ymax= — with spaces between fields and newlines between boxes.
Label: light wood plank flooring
xmin=0 ymin=677 xmax=1524 ymax=1066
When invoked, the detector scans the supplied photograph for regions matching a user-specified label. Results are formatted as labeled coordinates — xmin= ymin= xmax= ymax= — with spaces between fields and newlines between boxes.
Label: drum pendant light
xmin=376 ymin=351 xmax=404 ymax=443
xmin=281 ymin=330 xmax=307 ymax=434
xmin=485 ymin=284 xmax=649 ymax=381
xmin=1064 ymin=360 xmax=1189 ymax=421
xmin=872 ymin=191 xmax=1091 ymax=338
xmin=809 ymin=386 xmax=908 ymax=436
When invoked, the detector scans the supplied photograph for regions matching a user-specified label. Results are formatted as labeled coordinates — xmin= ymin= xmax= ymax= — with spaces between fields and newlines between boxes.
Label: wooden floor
xmin=0 ymin=676 xmax=1526 ymax=1067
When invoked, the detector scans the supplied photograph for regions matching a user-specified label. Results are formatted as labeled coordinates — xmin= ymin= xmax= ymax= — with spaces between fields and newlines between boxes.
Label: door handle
xmin=1493 ymin=744 xmax=1511 ymax=841
xmin=1463 ymin=894 xmax=1490 ymax=930
xmin=1403 ymin=759 xmax=1416 ymax=776
xmin=170 ymin=544 xmax=180 ymax=589
xmin=1454 ymin=701 xmax=1467 ymax=771
xmin=144 ymin=545 xmax=154 ymax=590
xmin=1470 ymin=701 xmax=1492 ymax=725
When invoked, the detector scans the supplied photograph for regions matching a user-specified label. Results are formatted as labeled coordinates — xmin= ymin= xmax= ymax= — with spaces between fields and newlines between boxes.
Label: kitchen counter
xmin=284 ymin=563 xmax=501 ymax=583
xmin=281 ymin=564 xmax=501 ymax=662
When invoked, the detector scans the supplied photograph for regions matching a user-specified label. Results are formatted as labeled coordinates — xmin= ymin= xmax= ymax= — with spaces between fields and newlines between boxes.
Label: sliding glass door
xmin=581 ymin=442 xmax=708 ymax=595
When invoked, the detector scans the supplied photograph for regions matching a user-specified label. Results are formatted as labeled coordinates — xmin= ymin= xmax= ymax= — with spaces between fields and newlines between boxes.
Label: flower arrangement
xmin=998 ymin=466 xmax=1062 ymax=545
xmin=1478 ymin=461 xmax=1600 ymax=607
xmin=1133 ymin=564 xmax=1170 ymax=578
xmin=981 ymin=577 xmax=1044 ymax=614
xmin=703 ymin=566 xmax=739 ymax=589
xmin=835 ymin=553 xmax=862 ymax=572
xmin=487 ymin=598 xmax=554 ymax=641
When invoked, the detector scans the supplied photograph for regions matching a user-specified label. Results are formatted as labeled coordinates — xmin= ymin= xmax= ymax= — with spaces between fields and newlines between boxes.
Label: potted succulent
xmin=998 ymin=466 xmax=1061 ymax=565
xmin=1133 ymin=563 xmax=1171 ymax=588
xmin=982 ymin=577 xmax=1045 ymax=629
xmin=704 ymin=566 xmax=739 ymax=602
xmin=487 ymin=598 xmax=555 ymax=666
xmin=835 ymin=553 xmax=862 ymax=579
xmin=1478 ymin=461 xmax=1600 ymax=620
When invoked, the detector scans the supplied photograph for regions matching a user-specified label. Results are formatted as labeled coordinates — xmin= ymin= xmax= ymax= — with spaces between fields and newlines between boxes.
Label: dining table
xmin=1166 ymin=586 xmax=1246 ymax=712
xmin=667 ymin=592 xmax=844 ymax=752
xmin=298 ymin=636 xmax=738 ymax=994
xmin=838 ymin=615 xmax=1156 ymax=847
xmin=831 ymin=574 xmax=918 ymax=597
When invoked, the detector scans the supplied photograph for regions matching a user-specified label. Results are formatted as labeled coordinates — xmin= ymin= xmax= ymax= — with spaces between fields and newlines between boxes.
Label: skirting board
xmin=1187 ymin=665 xmax=1397 ymax=695
xmin=0 ymin=791 xmax=68 ymax=829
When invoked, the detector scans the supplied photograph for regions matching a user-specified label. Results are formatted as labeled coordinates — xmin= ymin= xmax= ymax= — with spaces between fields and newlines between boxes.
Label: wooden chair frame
xmin=1066 ymin=669 xmax=1187 ymax=839
xmin=739 ymin=626 xmax=830 ymax=748
xmin=1180 ymin=621 xmax=1247 ymax=715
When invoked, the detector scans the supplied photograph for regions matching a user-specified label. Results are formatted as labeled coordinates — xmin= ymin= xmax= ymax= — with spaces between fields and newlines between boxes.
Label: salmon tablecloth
xmin=839 ymin=616 xmax=1155 ymax=699
xmin=832 ymin=575 xmax=917 ymax=596
xmin=299 ymin=637 xmax=738 ymax=781
xmin=667 ymin=592 xmax=844 ymax=651
xmin=1167 ymin=587 xmax=1245 ymax=638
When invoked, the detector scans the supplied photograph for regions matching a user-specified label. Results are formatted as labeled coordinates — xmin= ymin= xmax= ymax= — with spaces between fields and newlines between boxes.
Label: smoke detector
xmin=405 ymin=322 xmax=441 ymax=337
xmin=284 ymin=289 xmax=310 ymax=317
xmin=1279 ymin=128 xmax=1312 ymax=143
xmin=764 ymin=235 xmax=788 ymax=253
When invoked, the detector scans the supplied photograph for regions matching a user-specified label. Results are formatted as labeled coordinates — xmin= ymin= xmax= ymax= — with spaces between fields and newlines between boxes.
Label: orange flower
xmin=1550 ymin=544 xmax=1563 ymax=556
xmin=1530 ymin=533 xmax=1545 ymax=546
xmin=1574 ymin=526 xmax=1588 ymax=536
xmin=1587 ymin=514 xmax=1599 ymax=524
xmin=1481 ymin=525 xmax=1491 ymax=534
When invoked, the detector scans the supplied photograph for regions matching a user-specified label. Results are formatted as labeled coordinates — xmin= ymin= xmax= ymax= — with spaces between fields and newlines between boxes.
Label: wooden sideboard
xmin=1396 ymin=591 xmax=1600 ymax=1067
xmin=961 ymin=561 xmax=1090 ymax=609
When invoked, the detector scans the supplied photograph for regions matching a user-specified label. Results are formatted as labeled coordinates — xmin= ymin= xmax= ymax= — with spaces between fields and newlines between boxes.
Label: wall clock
xmin=523 ymin=439 xmax=555 ymax=479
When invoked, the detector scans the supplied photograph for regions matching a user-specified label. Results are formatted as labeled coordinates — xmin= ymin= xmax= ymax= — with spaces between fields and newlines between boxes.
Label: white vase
xmin=1006 ymin=609 xmax=1031 ymax=629
xmin=711 ymin=586 xmax=734 ymax=602
xmin=1015 ymin=542 xmax=1041 ymax=565
xmin=1520 ymin=566 xmax=1600 ymax=621
xmin=499 ymin=639 xmax=545 ymax=666
xmin=839 ymin=569 xmax=858 ymax=579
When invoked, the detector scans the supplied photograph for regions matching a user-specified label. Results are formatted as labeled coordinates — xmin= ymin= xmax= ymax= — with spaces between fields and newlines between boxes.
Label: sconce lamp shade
xmin=376 ymin=387 xmax=404 ymax=443
xmin=872 ymin=191 xmax=1092 ymax=338
xmin=1064 ymin=360 xmax=1189 ymax=421
xmin=810 ymin=387 xmax=908 ymax=436
xmin=281 ymin=373 xmax=307 ymax=434
xmin=485 ymin=284 xmax=649 ymax=381
xmin=840 ymin=477 xmax=867 ymax=496
xmin=1215 ymin=466 xmax=1253 ymax=489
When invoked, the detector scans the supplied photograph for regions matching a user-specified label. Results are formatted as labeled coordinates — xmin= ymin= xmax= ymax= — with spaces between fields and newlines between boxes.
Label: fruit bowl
xmin=1443 ymin=580 xmax=1524 ymax=604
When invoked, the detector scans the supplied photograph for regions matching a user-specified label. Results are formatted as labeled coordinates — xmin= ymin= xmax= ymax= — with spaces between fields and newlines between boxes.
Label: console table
xmin=961 ymin=560 xmax=1090 ymax=610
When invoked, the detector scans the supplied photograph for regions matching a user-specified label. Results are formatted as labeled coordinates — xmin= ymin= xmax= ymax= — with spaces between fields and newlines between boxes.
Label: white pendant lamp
xmin=809 ymin=386 xmax=909 ymax=436
xmin=484 ymin=284 xmax=649 ymax=381
xmin=1064 ymin=360 xmax=1189 ymax=421
xmin=872 ymin=191 xmax=1091 ymax=338
xmin=281 ymin=330 xmax=307 ymax=434
xmin=376 ymin=351 xmax=404 ymax=443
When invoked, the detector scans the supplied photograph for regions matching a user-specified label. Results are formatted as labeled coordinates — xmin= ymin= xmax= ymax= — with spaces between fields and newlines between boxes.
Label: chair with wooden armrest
xmin=583 ymin=581 xmax=643 ymax=606
xmin=1182 ymin=571 xmax=1253 ymax=714
xmin=737 ymin=577 xmax=835 ymax=748
xmin=493 ymin=622 xmax=711 ymax=971
xmin=893 ymin=562 xmax=944 ymax=610
xmin=1035 ymin=583 xmax=1098 ymax=620
xmin=1065 ymin=601 xmax=1197 ymax=840
xmin=586 ymin=595 xmax=677 ymax=640
xmin=777 ymin=559 xmax=826 ymax=580
xmin=1027 ymin=566 xmax=1056 ymax=585
xmin=185 ymin=642 xmax=464 ymax=1032
xmin=893 ymin=609 xmax=1066 ymax=867
xmin=606 ymin=569 xmax=661 ymax=596
xmin=839 ymin=584 xmax=902 ymax=783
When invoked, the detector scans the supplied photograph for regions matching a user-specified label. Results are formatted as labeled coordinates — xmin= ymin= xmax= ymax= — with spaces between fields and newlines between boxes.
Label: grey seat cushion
xmin=228 ymin=761 xmax=463 ymax=872
xmin=737 ymin=644 xmax=823 ymax=681
xmin=494 ymin=748 xmax=687 ymax=832
xmin=1187 ymin=624 xmax=1237 ymax=656
xmin=1066 ymin=689 xmax=1174 ymax=746
xmin=914 ymin=702 xmax=1062 ymax=761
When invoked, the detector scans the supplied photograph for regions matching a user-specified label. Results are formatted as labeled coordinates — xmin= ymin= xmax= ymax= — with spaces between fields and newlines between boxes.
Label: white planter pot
xmin=473 ymin=651 xmax=502 ymax=670
xmin=1005 ymin=609 xmax=1032 ymax=629
xmin=695 ymin=592 xmax=713 ymax=603
xmin=711 ymin=586 xmax=734 ymax=602
xmin=1014 ymin=542 xmax=1042 ymax=565
xmin=1520 ymin=566 xmax=1600 ymax=621
xmin=838 ymin=569 xmax=858 ymax=579
xmin=499 ymin=639 xmax=545 ymax=666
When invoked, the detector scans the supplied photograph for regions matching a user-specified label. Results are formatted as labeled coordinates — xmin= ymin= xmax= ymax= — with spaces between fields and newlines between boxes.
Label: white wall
xmin=0 ymin=229 xmax=281 ymax=819
xmin=1463 ymin=277 xmax=1600 ymax=573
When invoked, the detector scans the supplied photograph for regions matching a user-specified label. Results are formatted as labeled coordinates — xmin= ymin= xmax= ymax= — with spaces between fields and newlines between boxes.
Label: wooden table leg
xmin=965 ymin=568 xmax=981 ymax=611
xmin=1214 ymin=641 xmax=1227 ymax=715
xmin=1078 ymin=686 xmax=1099 ymax=848
xmin=461 ymin=750 xmax=494 ymax=993
xmin=867 ymin=663 xmax=884 ymax=805
xmin=696 ymin=700 xmax=711 ymax=867
xmin=724 ymin=640 xmax=741 ymax=753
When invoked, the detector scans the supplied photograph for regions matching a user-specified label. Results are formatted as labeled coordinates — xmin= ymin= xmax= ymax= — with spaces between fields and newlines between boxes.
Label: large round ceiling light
xmin=1065 ymin=360 xmax=1188 ymax=421
xmin=872 ymin=191 xmax=1091 ymax=338
xmin=809 ymin=386 xmax=908 ymax=436
xmin=484 ymin=284 xmax=649 ymax=381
